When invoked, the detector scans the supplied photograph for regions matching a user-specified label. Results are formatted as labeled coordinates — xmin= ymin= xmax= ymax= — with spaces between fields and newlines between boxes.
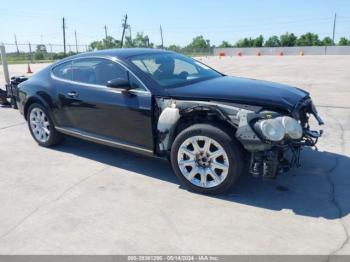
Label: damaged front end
xmin=155 ymin=96 xmax=323 ymax=179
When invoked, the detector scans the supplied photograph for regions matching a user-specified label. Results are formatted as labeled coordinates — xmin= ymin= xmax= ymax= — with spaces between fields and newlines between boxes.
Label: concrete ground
xmin=0 ymin=56 xmax=349 ymax=255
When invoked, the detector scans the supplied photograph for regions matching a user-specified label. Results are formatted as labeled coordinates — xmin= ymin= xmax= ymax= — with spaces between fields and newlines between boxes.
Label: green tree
xmin=186 ymin=35 xmax=211 ymax=49
xmin=280 ymin=32 xmax=297 ymax=47
xmin=218 ymin=41 xmax=233 ymax=48
xmin=52 ymin=52 xmax=66 ymax=60
xmin=36 ymin=44 xmax=47 ymax=53
xmin=252 ymin=35 xmax=264 ymax=47
xmin=264 ymin=36 xmax=280 ymax=47
xmin=338 ymin=37 xmax=349 ymax=46
xmin=133 ymin=32 xmax=154 ymax=48
xmin=296 ymin=33 xmax=320 ymax=46
xmin=34 ymin=44 xmax=47 ymax=60
xmin=321 ymin=36 xmax=334 ymax=46
xmin=234 ymin=38 xmax=254 ymax=47
xmin=89 ymin=36 xmax=121 ymax=50
xmin=124 ymin=36 xmax=134 ymax=48
xmin=167 ymin=45 xmax=182 ymax=52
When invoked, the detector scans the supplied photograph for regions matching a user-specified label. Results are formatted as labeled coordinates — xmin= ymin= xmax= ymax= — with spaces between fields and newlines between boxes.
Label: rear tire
xmin=27 ymin=103 xmax=63 ymax=147
xmin=171 ymin=123 xmax=244 ymax=194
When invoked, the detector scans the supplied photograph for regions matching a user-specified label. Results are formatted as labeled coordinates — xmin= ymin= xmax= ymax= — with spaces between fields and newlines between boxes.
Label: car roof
xmin=59 ymin=48 xmax=173 ymax=62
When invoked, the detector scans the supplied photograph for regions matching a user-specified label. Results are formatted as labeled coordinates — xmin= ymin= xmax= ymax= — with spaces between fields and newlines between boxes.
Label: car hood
xmin=165 ymin=76 xmax=309 ymax=112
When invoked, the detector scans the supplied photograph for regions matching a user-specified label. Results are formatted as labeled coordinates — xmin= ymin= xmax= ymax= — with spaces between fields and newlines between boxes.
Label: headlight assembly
xmin=257 ymin=118 xmax=285 ymax=142
xmin=281 ymin=116 xmax=303 ymax=140
xmin=255 ymin=116 xmax=303 ymax=142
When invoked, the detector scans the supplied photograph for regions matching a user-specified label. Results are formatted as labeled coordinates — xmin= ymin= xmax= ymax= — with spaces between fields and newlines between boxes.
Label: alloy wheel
xmin=29 ymin=108 xmax=51 ymax=143
xmin=177 ymin=135 xmax=230 ymax=188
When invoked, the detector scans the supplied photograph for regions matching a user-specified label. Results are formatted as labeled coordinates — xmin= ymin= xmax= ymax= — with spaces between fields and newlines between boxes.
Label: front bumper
xmin=236 ymin=98 xmax=324 ymax=178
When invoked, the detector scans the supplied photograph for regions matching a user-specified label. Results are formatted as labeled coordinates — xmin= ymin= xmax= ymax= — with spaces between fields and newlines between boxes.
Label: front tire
xmin=171 ymin=124 xmax=244 ymax=194
xmin=27 ymin=103 xmax=63 ymax=147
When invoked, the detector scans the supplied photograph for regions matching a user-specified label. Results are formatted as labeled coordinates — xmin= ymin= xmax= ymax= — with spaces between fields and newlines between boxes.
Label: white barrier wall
xmin=214 ymin=46 xmax=350 ymax=56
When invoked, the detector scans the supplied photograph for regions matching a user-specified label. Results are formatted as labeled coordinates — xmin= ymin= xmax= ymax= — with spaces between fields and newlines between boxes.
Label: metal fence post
xmin=0 ymin=44 xmax=10 ymax=85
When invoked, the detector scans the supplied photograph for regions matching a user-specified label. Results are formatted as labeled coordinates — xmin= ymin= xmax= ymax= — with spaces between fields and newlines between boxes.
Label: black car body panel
xmin=17 ymin=48 xmax=323 ymax=179
xmin=164 ymin=76 xmax=309 ymax=112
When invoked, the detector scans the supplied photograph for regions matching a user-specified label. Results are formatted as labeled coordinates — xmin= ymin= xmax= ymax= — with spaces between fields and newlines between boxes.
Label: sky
xmin=0 ymin=0 xmax=350 ymax=51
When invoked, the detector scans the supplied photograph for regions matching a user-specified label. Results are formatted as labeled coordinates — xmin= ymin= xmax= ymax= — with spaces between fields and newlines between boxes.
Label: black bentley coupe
xmin=17 ymin=48 xmax=323 ymax=194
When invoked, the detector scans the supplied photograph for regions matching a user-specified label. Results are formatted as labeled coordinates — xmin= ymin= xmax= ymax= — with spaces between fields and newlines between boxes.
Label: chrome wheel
xmin=29 ymin=108 xmax=50 ymax=143
xmin=177 ymin=136 xmax=229 ymax=188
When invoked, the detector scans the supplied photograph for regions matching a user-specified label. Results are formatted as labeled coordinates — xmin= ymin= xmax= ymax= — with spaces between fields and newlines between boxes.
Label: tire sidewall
xmin=27 ymin=103 xmax=57 ymax=147
xmin=171 ymin=124 xmax=243 ymax=194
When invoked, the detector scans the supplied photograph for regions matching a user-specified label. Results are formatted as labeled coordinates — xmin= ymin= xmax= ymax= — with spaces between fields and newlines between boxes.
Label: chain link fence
xmin=176 ymin=48 xmax=214 ymax=57
xmin=0 ymin=43 xmax=214 ymax=65
xmin=0 ymin=43 xmax=90 ymax=65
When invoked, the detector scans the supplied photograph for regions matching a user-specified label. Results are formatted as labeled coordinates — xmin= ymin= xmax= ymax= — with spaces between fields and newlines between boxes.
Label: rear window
xmin=52 ymin=61 xmax=72 ymax=80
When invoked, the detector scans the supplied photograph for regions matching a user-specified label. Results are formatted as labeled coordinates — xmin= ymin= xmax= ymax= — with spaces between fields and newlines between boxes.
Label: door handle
xmin=67 ymin=91 xmax=78 ymax=98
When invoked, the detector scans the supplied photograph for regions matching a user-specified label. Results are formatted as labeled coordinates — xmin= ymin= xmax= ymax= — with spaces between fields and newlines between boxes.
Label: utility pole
xmin=0 ymin=44 xmax=10 ymax=85
xmin=120 ymin=14 xmax=128 ymax=48
xmin=14 ymin=34 xmax=19 ymax=54
xmin=62 ymin=17 xmax=66 ymax=55
xmin=74 ymin=30 xmax=79 ymax=53
xmin=49 ymin=43 xmax=53 ymax=60
xmin=332 ymin=13 xmax=337 ymax=45
xmin=160 ymin=25 xmax=164 ymax=49
xmin=128 ymin=25 xmax=133 ymax=47
xmin=104 ymin=25 xmax=108 ymax=39
xmin=28 ymin=42 xmax=33 ymax=63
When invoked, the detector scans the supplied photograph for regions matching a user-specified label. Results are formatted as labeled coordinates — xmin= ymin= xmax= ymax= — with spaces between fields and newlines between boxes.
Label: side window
xmin=52 ymin=61 xmax=72 ymax=80
xmin=129 ymin=73 xmax=147 ymax=91
xmin=72 ymin=58 xmax=127 ymax=86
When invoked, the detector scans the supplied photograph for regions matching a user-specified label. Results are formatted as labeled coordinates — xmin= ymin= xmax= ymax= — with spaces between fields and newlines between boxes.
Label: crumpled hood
xmin=165 ymin=76 xmax=309 ymax=112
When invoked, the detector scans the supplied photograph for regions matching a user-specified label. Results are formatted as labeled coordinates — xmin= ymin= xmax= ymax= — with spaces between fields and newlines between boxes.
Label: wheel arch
xmin=170 ymin=107 xmax=238 ymax=149
xmin=24 ymin=96 xmax=51 ymax=120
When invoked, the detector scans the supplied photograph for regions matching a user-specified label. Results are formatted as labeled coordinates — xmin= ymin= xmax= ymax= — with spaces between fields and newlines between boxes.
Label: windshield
xmin=129 ymin=53 xmax=222 ymax=88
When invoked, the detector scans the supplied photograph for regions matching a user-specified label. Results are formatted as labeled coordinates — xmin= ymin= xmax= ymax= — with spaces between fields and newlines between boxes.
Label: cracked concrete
xmin=0 ymin=56 xmax=349 ymax=255
xmin=325 ymin=155 xmax=349 ymax=256
xmin=324 ymin=110 xmax=349 ymax=256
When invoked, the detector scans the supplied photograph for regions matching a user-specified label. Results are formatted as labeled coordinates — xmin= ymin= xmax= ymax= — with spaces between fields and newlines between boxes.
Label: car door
xmin=56 ymin=57 xmax=154 ymax=150
xmin=51 ymin=60 xmax=75 ymax=127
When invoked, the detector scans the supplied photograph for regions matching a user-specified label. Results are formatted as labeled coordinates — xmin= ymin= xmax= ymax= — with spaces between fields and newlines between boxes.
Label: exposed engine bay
xmin=155 ymin=97 xmax=324 ymax=178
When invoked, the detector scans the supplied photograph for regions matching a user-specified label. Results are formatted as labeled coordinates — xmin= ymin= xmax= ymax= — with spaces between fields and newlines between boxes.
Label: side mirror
xmin=106 ymin=78 xmax=131 ymax=90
